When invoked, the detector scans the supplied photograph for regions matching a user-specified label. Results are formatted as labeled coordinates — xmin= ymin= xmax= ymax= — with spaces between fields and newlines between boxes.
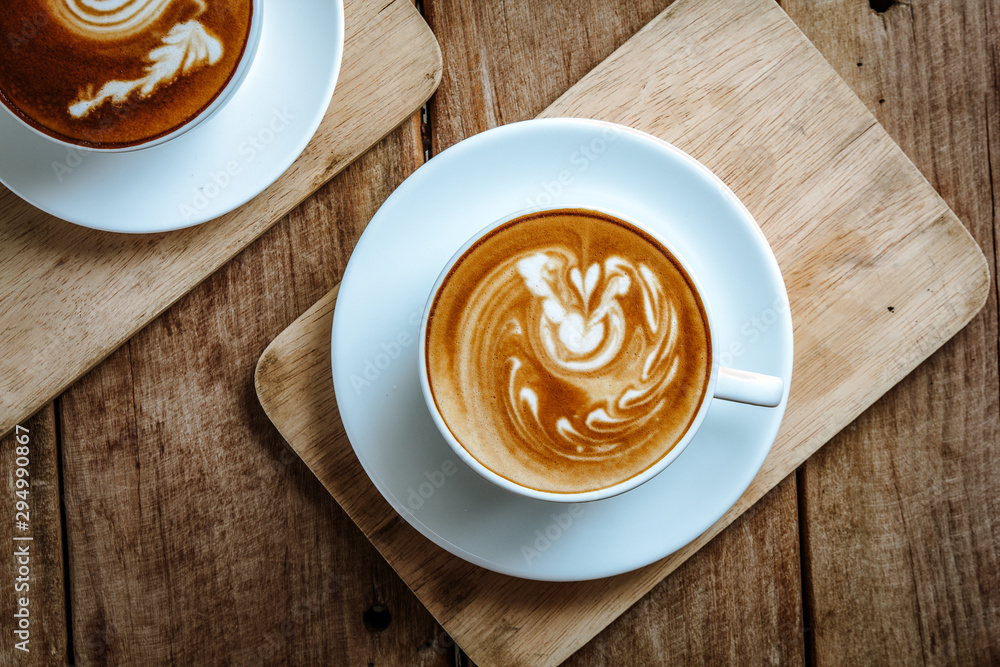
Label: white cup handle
xmin=715 ymin=367 xmax=784 ymax=407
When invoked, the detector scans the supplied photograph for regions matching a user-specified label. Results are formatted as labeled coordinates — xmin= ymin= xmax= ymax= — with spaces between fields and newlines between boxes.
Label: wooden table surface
xmin=3 ymin=0 xmax=998 ymax=664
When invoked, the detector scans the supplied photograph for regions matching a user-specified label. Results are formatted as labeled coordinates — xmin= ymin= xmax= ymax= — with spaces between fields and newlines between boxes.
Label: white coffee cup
xmin=419 ymin=206 xmax=785 ymax=503
xmin=0 ymin=0 xmax=263 ymax=153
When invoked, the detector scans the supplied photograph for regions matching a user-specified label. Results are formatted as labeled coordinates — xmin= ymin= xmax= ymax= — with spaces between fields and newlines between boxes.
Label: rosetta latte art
xmin=427 ymin=210 xmax=711 ymax=493
xmin=456 ymin=247 xmax=681 ymax=462
xmin=44 ymin=0 xmax=224 ymax=118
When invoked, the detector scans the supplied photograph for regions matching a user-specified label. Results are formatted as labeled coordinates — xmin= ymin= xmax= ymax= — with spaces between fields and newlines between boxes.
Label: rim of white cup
xmin=0 ymin=0 xmax=264 ymax=153
xmin=418 ymin=205 xmax=723 ymax=504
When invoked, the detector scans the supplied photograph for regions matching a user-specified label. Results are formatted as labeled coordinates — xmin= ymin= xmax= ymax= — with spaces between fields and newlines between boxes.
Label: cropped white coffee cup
xmin=0 ymin=0 xmax=263 ymax=153
xmin=419 ymin=206 xmax=785 ymax=503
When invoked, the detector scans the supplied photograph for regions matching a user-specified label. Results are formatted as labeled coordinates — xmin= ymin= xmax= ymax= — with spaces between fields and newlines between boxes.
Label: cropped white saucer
xmin=0 ymin=0 xmax=343 ymax=233
xmin=331 ymin=118 xmax=793 ymax=581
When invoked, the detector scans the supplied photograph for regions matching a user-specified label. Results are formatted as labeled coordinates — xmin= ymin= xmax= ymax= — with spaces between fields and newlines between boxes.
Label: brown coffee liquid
xmin=0 ymin=0 xmax=252 ymax=148
xmin=426 ymin=209 xmax=712 ymax=494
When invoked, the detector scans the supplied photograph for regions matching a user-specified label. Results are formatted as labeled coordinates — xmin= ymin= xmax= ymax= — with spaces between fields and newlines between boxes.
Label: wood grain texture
xmin=59 ymin=117 xmax=455 ymax=665
xmin=425 ymin=0 xmax=673 ymax=149
xmin=425 ymin=2 xmax=806 ymax=664
xmin=0 ymin=404 xmax=67 ymax=664
xmin=781 ymin=0 xmax=1000 ymax=663
xmin=564 ymin=477 xmax=804 ymax=667
xmin=256 ymin=290 xmax=808 ymax=667
xmin=254 ymin=0 xmax=991 ymax=664
xmin=0 ymin=0 xmax=442 ymax=438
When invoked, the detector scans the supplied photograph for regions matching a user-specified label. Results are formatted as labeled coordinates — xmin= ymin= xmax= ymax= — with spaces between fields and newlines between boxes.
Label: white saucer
xmin=331 ymin=119 xmax=793 ymax=581
xmin=0 ymin=0 xmax=344 ymax=233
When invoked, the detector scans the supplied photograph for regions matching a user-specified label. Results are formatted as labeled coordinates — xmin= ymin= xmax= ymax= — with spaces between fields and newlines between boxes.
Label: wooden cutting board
xmin=254 ymin=0 xmax=990 ymax=664
xmin=0 ymin=0 xmax=441 ymax=436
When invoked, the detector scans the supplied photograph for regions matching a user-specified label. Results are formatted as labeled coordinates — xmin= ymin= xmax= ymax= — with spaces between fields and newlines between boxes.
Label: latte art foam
xmin=49 ymin=0 xmax=175 ymax=40
xmin=426 ymin=210 xmax=712 ymax=494
xmin=0 ymin=0 xmax=252 ymax=147
xmin=479 ymin=250 xmax=682 ymax=458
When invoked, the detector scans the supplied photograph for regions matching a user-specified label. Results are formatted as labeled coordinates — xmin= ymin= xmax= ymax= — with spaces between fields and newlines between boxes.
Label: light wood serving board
xmin=0 ymin=0 xmax=441 ymax=436
xmin=255 ymin=0 xmax=990 ymax=664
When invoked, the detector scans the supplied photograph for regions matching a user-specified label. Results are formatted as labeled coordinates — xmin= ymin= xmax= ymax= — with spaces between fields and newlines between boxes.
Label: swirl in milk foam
xmin=455 ymin=245 xmax=682 ymax=463
xmin=43 ymin=0 xmax=225 ymax=119
xmin=48 ymin=0 xmax=175 ymax=39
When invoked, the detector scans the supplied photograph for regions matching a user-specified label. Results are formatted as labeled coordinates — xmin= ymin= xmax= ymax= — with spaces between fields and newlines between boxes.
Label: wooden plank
xmin=564 ymin=477 xmax=804 ymax=666
xmin=253 ymin=0 xmax=991 ymax=664
xmin=425 ymin=0 xmax=674 ymax=146
xmin=60 ymin=117 xmax=454 ymax=665
xmin=425 ymin=1 xmax=805 ymax=663
xmin=0 ymin=404 xmax=68 ymax=663
xmin=781 ymin=0 xmax=1000 ymax=662
xmin=0 ymin=0 xmax=442 ymax=437
xmin=256 ymin=290 xmax=814 ymax=667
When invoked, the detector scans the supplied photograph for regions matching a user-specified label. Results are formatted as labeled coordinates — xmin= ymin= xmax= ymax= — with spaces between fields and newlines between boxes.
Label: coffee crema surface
xmin=0 ymin=0 xmax=253 ymax=148
xmin=425 ymin=209 xmax=712 ymax=494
